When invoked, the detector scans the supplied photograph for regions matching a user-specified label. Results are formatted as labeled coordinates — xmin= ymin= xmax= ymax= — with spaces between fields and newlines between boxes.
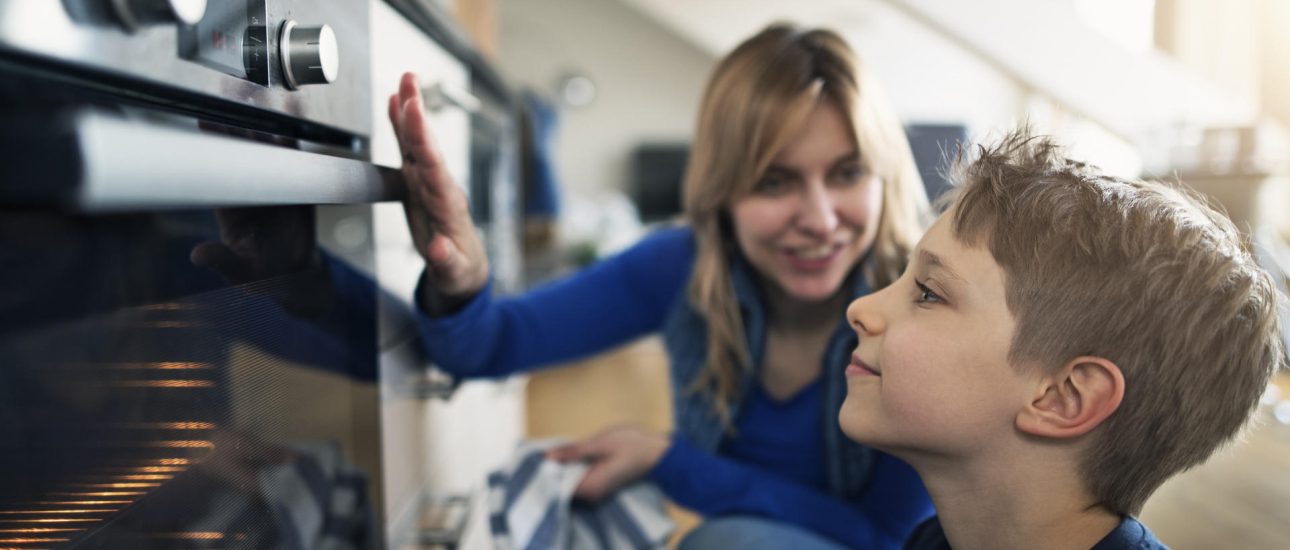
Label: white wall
xmin=499 ymin=0 xmax=1224 ymax=198
xmin=497 ymin=0 xmax=714 ymax=195
xmin=833 ymin=4 xmax=1027 ymax=138
xmin=615 ymin=0 xmax=1029 ymax=137
xmin=496 ymin=0 xmax=1041 ymax=199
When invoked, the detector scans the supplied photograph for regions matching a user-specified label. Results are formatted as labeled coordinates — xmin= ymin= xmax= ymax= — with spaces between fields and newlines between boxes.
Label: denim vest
xmin=662 ymin=251 xmax=877 ymax=501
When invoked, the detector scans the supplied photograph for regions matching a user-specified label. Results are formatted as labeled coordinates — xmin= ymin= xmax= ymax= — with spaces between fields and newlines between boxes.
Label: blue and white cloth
xmin=487 ymin=440 xmax=675 ymax=550
xmin=257 ymin=441 xmax=377 ymax=550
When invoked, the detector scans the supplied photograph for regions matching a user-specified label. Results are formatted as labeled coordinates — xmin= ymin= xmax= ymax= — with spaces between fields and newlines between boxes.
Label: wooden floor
xmin=1140 ymin=373 xmax=1290 ymax=549
xmin=527 ymin=340 xmax=1290 ymax=549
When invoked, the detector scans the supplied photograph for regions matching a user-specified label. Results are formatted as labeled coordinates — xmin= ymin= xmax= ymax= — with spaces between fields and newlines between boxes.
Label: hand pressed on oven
xmin=388 ymin=72 xmax=489 ymax=312
xmin=547 ymin=425 xmax=671 ymax=502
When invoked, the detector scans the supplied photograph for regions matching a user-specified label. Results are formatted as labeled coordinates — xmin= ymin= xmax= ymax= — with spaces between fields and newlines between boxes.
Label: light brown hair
xmin=944 ymin=127 xmax=1284 ymax=515
xmin=682 ymin=23 xmax=929 ymax=424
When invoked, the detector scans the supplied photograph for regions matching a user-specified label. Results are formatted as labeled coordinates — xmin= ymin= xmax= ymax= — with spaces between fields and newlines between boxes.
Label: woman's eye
xmin=914 ymin=281 xmax=943 ymax=305
xmin=754 ymin=176 xmax=791 ymax=195
xmin=829 ymin=163 xmax=867 ymax=186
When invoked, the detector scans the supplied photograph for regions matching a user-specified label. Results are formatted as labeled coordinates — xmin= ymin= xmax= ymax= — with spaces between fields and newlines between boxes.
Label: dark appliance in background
xmin=0 ymin=0 xmax=404 ymax=548
xmin=630 ymin=143 xmax=688 ymax=224
xmin=626 ymin=124 xmax=968 ymax=221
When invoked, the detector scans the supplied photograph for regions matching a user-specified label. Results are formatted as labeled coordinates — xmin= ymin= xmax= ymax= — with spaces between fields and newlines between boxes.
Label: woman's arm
xmin=414 ymin=227 xmax=695 ymax=377
xmin=650 ymin=439 xmax=933 ymax=549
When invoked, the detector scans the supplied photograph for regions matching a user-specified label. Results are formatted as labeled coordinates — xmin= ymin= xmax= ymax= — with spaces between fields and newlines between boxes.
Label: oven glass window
xmin=0 ymin=205 xmax=381 ymax=549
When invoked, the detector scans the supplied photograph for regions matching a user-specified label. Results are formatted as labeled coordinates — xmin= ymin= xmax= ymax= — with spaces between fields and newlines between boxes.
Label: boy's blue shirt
xmin=902 ymin=515 xmax=1170 ymax=549
xmin=415 ymin=226 xmax=932 ymax=548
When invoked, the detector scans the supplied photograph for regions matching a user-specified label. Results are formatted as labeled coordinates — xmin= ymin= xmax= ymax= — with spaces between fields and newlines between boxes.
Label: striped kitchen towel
xmin=256 ymin=440 xmax=378 ymax=550
xmin=487 ymin=440 xmax=674 ymax=550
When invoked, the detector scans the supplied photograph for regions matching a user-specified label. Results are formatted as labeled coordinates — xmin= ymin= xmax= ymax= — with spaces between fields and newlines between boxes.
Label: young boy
xmin=840 ymin=127 xmax=1284 ymax=549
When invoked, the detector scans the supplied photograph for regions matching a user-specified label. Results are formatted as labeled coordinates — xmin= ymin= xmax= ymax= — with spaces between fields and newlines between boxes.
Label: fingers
xmin=399 ymin=71 xmax=421 ymax=108
xmin=398 ymin=87 xmax=444 ymax=173
xmin=392 ymin=74 xmax=438 ymax=166
xmin=546 ymin=433 xmax=649 ymax=502
xmin=387 ymin=93 xmax=401 ymax=136
xmin=545 ymin=445 xmax=574 ymax=463
xmin=190 ymin=242 xmax=252 ymax=284
xmin=425 ymin=234 xmax=464 ymax=276
xmin=546 ymin=441 xmax=607 ymax=500
xmin=394 ymin=76 xmax=458 ymax=208
xmin=547 ymin=438 xmax=602 ymax=464
xmin=573 ymin=465 xmax=615 ymax=502
xmin=389 ymin=72 xmax=437 ymax=171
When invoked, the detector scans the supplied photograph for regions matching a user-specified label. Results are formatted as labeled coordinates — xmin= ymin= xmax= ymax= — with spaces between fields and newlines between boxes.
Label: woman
xmin=389 ymin=24 xmax=932 ymax=549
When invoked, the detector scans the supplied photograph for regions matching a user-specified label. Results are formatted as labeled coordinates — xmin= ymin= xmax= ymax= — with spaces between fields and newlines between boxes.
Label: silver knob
xmin=279 ymin=21 xmax=339 ymax=90
xmin=110 ymin=0 xmax=206 ymax=30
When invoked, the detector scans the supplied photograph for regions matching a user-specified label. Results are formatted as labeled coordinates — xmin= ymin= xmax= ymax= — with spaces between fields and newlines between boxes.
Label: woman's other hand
xmin=388 ymin=72 xmax=489 ymax=307
xmin=547 ymin=425 xmax=671 ymax=502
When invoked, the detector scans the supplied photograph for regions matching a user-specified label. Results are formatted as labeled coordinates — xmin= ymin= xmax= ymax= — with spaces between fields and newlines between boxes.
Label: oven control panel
xmin=178 ymin=0 xmax=269 ymax=84
xmin=0 ymin=0 xmax=370 ymax=137
xmin=176 ymin=1 xmax=338 ymax=90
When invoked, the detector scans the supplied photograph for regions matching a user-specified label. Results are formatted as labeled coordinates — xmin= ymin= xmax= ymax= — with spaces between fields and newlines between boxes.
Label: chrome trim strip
xmin=70 ymin=111 xmax=402 ymax=211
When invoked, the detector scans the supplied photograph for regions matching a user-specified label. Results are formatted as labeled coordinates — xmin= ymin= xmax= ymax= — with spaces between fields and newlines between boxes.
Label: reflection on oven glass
xmin=0 ymin=206 xmax=379 ymax=549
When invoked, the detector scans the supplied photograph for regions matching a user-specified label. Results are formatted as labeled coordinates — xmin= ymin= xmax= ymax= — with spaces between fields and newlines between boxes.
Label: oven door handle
xmin=1 ymin=109 xmax=405 ymax=212
xmin=422 ymin=82 xmax=481 ymax=114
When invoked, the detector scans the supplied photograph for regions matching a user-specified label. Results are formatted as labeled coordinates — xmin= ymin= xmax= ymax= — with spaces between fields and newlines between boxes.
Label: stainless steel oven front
xmin=0 ymin=1 xmax=403 ymax=548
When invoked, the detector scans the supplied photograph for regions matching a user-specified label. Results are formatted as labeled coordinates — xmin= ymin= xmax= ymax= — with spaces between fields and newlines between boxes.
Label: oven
xmin=0 ymin=1 xmax=518 ymax=548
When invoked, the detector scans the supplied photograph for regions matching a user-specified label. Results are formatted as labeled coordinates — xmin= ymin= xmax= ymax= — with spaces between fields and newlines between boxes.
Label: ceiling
xmin=614 ymin=0 xmax=1255 ymax=142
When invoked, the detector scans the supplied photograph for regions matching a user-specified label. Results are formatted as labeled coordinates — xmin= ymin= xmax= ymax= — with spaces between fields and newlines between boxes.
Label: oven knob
xmin=278 ymin=21 xmax=339 ymax=90
xmin=110 ymin=0 xmax=207 ymax=30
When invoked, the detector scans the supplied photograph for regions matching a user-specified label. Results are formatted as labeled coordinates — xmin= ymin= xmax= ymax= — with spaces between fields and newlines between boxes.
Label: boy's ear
xmin=1016 ymin=356 xmax=1124 ymax=439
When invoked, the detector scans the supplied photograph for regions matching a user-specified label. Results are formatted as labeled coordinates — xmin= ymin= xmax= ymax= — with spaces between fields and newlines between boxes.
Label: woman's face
xmin=729 ymin=100 xmax=884 ymax=303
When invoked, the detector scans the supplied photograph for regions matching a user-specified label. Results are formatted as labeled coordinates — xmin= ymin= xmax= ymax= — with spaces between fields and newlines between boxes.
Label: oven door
xmin=0 ymin=104 xmax=400 ymax=549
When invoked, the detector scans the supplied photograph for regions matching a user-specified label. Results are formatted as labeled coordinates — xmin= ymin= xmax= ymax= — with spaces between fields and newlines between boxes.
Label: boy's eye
xmin=914 ymin=280 xmax=943 ymax=305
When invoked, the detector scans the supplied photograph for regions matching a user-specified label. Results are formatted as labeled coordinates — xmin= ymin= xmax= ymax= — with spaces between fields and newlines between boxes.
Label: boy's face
xmin=840 ymin=211 xmax=1038 ymax=459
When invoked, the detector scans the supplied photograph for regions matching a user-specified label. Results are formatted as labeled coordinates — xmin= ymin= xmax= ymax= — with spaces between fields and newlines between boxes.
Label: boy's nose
xmin=795 ymin=182 xmax=839 ymax=237
xmin=847 ymin=293 xmax=885 ymax=336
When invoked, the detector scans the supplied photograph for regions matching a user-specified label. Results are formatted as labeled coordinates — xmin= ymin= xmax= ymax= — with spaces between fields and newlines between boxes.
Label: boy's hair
xmin=942 ymin=127 xmax=1284 ymax=515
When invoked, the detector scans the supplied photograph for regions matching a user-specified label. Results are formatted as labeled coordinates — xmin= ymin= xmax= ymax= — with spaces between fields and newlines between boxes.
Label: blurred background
xmin=12 ymin=1 xmax=1286 ymax=548
xmin=438 ymin=1 xmax=1290 ymax=548
xmin=466 ymin=0 xmax=1290 ymax=257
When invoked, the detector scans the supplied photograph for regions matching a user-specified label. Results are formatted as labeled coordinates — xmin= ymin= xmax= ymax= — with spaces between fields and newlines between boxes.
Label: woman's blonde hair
xmin=682 ymin=24 xmax=929 ymax=424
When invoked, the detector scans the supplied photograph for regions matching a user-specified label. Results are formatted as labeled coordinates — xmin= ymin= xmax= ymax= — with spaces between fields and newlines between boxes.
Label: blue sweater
xmin=416 ymin=227 xmax=931 ymax=548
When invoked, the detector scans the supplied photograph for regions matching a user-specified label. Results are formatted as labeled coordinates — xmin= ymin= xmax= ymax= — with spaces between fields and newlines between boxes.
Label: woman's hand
xmin=388 ymin=72 xmax=489 ymax=309
xmin=547 ymin=425 xmax=671 ymax=502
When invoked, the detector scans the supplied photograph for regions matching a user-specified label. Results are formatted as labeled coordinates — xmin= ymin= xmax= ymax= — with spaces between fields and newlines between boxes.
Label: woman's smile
xmin=783 ymin=241 xmax=845 ymax=271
